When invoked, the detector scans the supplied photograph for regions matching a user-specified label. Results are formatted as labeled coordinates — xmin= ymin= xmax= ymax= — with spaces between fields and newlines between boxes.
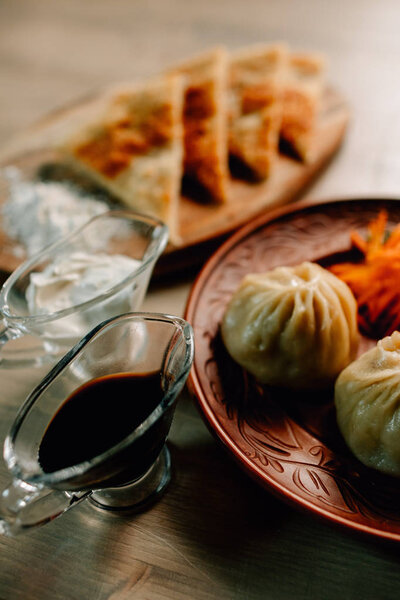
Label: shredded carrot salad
xmin=329 ymin=210 xmax=400 ymax=339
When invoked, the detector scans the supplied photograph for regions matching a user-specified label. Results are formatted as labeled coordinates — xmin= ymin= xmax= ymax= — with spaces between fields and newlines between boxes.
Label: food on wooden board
xmin=280 ymin=52 xmax=325 ymax=161
xmin=60 ymin=74 xmax=184 ymax=244
xmin=228 ymin=43 xmax=288 ymax=179
xmin=54 ymin=43 xmax=327 ymax=248
xmin=169 ymin=46 xmax=229 ymax=202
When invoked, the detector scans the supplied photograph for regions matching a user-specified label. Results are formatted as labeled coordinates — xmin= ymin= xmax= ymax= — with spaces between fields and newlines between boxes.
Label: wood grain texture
xmin=1 ymin=1 xmax=400 ymax=599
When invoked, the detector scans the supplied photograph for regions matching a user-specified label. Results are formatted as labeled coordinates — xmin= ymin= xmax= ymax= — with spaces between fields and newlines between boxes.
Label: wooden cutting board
xmin=0 ymin=86 xmax=349 ymax=275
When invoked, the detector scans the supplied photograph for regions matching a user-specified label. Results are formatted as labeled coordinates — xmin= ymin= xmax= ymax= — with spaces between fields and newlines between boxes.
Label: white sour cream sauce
xmin=26 ymin=251 xmax=141 ymax=315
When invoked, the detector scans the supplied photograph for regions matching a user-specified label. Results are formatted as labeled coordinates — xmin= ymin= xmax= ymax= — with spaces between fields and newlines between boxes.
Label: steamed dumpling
xmin=221 ymin=261 xmax=359 ymax=388
xmin=335 ymin=331 xmax=400 ymax=476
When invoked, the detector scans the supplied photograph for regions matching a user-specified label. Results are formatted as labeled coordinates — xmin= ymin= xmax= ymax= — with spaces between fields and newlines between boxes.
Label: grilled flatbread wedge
xmin=60 ymin=74 xmax=185 ymax=244
xmin=228 ymin=43 xmax=288 ymax=179
xmin=170 ymin=47 xmax=229 ymax=203
xmin=280 ymin=52 xmax=325 ymax=161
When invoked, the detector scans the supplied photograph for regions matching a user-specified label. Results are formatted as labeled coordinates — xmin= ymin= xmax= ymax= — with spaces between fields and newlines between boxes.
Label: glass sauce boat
xmin=0 ymin=312 xmax=194 ymax=535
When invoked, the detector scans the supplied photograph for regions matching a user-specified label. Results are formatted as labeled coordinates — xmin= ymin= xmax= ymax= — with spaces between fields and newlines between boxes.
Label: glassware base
xmin=89 ymin=445 xmax=172 ymax=512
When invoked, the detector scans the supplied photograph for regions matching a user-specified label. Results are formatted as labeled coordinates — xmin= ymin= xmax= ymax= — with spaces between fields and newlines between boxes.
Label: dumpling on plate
xmin=335 ymin=331 xmax=400 ymax=477
xmin=221 ymin=261 xmax=359 ymax=389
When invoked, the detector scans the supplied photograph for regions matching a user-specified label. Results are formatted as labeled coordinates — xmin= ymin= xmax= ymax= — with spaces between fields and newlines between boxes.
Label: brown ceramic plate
xmin=185 ymin=197 xmax=400 ymax=542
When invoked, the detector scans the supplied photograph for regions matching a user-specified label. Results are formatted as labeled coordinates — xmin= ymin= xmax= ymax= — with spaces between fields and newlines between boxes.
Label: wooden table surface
xmin=1 ymin=1 xmax=400 ymax=598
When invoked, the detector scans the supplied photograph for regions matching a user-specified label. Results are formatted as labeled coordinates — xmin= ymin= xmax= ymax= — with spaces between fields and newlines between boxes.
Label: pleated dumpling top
xmin=221 ymin=261 xmax=359 ymax=389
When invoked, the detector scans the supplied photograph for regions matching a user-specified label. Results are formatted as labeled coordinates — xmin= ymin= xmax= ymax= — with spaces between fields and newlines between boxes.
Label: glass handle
xmin=0 ymin=321 xmax=22 ymax=354
xmin=0 ymin=478 xmax=90 ymax=536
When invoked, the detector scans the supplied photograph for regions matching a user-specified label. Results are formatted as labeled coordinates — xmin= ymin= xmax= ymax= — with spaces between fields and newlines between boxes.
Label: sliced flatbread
xmin=228 ymin=43 xmax=288 ymax=179
xmin=60 ymin=74 xmax=185 ymax=244
xmin=280 ymin=52 xmax=325 ymax=162
xmin=169 ymin=47 xmax=229 ymax=203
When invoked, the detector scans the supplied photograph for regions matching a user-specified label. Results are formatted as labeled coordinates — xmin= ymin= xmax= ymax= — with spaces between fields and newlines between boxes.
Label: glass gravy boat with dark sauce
xmin=0 ymin=312 xmax=194 ymax=535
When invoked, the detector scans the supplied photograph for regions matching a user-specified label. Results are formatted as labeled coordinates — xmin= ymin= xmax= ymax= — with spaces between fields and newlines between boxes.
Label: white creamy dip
xmin=26 ymin=251 xmax=141 ymax=315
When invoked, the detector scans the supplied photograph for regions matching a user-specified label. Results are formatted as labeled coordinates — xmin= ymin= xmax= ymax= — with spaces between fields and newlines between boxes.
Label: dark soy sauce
xmin=38 ymin=372 xmax=165 ymax=485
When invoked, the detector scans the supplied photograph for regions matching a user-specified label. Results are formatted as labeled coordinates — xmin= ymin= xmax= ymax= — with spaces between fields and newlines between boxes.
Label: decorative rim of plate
xmin=185 ymin=196 xmax=400 ymax=543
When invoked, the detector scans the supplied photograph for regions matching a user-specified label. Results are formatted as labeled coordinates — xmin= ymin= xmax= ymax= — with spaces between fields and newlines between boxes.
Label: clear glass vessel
xmin=0 ymin=210 xmax=168 ymax=366
xmin=0 ymin=312 xmax=194 ymax=535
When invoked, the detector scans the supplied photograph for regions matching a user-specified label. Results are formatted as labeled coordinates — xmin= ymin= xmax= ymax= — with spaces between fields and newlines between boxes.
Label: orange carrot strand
xmin=329 ymin=210 xmax=400 ymax=339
